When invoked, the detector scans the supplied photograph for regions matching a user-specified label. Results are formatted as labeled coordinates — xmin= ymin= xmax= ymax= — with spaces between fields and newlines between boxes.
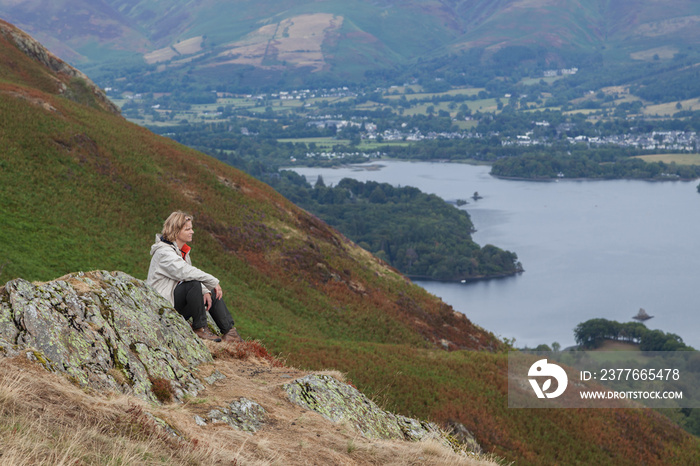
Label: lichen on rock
xmin=205 ymin=397 xmax=267 ymax=432
xmin=284 ymin=374 xmax=443 ymax=443
xmin=0 ymin=271 xmax=212 ymax=403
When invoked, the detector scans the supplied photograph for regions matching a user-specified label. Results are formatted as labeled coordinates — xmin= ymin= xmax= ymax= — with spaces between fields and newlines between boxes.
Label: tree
xmin=574 ymin=318 xmax=617 ymax=348
xmin=368 ymin=185 xmax=387 ymax=204
xmin=574 ymin=318 xmax=693 ymax=351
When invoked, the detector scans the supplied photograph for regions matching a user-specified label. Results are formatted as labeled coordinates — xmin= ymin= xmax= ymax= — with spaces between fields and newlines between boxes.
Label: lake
xmin=290 ymin=161 xmax=700 ymax=349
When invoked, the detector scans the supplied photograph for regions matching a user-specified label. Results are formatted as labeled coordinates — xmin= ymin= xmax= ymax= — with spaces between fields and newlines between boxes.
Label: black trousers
xmin=173 ymin=281 xmax=235 ymax=333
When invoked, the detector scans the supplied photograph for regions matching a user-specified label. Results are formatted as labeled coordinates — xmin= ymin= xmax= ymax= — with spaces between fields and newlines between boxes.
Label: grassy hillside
xmin=1 ymin=19 xmax=700 ymax=465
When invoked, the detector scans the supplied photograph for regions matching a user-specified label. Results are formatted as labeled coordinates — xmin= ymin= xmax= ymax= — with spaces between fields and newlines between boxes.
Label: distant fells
xmin=2 ymin=0 xmax=700 ymax=83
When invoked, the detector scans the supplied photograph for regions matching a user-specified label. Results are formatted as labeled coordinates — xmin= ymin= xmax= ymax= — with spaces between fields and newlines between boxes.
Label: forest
xmin=491 ymin=152 xmax=700 ymax=180
xmin=267 ymin=172 xmax=523 ymax=281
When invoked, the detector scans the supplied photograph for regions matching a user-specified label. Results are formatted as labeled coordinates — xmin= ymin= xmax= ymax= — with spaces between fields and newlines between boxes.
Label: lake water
xmin=290 ymin=161 xmax=700 ymax=349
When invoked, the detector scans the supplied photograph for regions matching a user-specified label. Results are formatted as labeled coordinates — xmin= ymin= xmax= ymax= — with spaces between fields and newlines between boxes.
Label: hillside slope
xmin=1 ymin=20 xmax=700 ymax=464
xmin=0 ymin=353 xmax=498 ymax=465
xmin=0 ymin=271 xmax=491 ymax=465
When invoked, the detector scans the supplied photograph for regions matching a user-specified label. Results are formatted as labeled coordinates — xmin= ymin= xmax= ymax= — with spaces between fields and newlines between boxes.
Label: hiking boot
xmin=222 ymin=327 xmax=244 ymax=343
xmin=194 ymin=327 xmax=222 ymax=342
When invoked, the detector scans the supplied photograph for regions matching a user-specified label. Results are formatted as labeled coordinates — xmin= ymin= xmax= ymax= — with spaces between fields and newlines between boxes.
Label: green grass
xmin=520 ymin=76 xmax=563 ymax=86
xmin=358 ymin=140 xmax=411 ymax=149
xmin=276 ymin=137 xmax=409 ymax=151
xmin=115 ymin=83 xmax=508 ymax=126
xmin=454 ymin=120 xmax=479 ymax=130
xmin=384 ymin=88 xmax=484 ymax=102
xmin=277 ymin=137 xmax=346 ymax=147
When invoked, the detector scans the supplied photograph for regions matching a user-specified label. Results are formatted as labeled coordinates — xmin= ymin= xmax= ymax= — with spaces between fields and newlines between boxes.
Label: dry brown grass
xmin=642 ymin=98 xmax=700 ymax=116
xmin=0 ymin=357 xmax=213 ymax=465
xmin=173 ymin=37 xmax=204 ymax=56
xmin=145 ymin=37 xmax=205 ymax=64
xmin=215 ymin=13 xmax=343 ymax=71
xmin=634 ymin=16 xmax=700 ymax=37
xmin=0 ymin=345 xmax=501 ymax=466
xmin=630 ymin=46 xmax=679 ymax=61
xmin=634 ymin=153 xmax=700 ymax=165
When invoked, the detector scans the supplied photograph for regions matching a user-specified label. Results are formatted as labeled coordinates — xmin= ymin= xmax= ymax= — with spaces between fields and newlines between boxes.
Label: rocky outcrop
xmin=285 ymin=374 xmax=445 ymax=442
xmin=0 ymin=271 xmax=211 ymax=403
xmin=0 ymin=271 xmax=481 ymax=455
xmin=0 ymin=19 xmax=121 ymax=115
xmin=447 ymin=420 xmax=484 ymax=454
xmin=201 ymin=397 xmax=267 ymax=432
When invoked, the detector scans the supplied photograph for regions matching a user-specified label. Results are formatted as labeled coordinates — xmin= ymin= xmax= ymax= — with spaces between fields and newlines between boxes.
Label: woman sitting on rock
xmin=147 ymin=211 xmax=243 ymax=343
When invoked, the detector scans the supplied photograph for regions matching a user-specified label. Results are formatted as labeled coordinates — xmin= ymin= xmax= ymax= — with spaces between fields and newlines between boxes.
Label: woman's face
xmin=176 ymin=220 xmax=194 ymax=245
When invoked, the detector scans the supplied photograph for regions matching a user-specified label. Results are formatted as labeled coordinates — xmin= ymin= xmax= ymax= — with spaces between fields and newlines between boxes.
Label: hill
xmin=3 ymin=0 xmax=700 ymax=86
xmin=1 ymin=19 xmax=700 ymax=464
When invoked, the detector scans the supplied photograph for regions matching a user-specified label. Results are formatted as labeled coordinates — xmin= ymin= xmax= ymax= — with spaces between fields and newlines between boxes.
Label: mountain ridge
xmin=3 ymin=0 xmax=700 ymax=83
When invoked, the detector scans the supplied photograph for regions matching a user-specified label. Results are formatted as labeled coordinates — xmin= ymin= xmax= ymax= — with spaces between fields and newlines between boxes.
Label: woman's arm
xmin=153 ymin=247 xmax=219 ymax=290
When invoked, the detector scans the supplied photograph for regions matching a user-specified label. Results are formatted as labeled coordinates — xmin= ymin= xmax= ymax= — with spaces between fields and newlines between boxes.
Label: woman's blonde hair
xmin=161 ymin=211 xmax=193 ymax=242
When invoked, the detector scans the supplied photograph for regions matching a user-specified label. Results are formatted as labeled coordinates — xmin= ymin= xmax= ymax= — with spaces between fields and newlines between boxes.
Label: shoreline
xmin=287 ymin=158 xmax=700 ymax=182
xmin=491 ymin=173 xmax=700 ymax=182
xmin=408 ymin=269 xmax=524 ymax=284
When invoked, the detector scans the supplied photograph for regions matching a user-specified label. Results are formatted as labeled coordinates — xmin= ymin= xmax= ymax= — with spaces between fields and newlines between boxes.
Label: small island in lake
xmin=632 ymin=308 xmax=654 ymax=322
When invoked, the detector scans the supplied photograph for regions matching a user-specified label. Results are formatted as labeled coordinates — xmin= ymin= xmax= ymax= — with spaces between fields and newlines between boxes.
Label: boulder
xmin=284 ymin=374 xmax=443 ymax=442
xmin=0 ymin=271 xmax=211 ymax=403
xmin=446 ymin=420 xmax=484 ymax=454
xmin=205 ymin=397 xmax=267 ymax=432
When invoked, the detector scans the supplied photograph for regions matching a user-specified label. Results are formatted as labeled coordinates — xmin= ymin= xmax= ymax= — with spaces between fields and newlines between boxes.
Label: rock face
xmin=0 ymin=271 xmax=211 ymax=403
xmin=284 ymin=374 xmax=444 ymax=442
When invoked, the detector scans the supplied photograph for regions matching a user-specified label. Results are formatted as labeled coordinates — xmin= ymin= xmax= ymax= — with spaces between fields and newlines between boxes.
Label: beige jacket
xmin=146 ymin=235 xmax=219 ymax=305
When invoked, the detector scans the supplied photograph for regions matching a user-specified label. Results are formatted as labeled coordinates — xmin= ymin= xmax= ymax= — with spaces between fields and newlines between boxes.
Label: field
xmin=520 ymin=76 xmax=562 ymax=85
xmin=278 ymin=137 xmax=349 ymax=149
xmin=114 ymin=83 xmax=511 ymax=129
xmin=384 ymin=88 xmax=484 ymax=101
xmin=213 ymin=13 xmax=342 ymax=71
xmin=643 ymin=98 xmax=700 ymax=116
xmin=635 ymin=154 xmax=700 ymax=165
xmin=630 ymin=46 xmax=679 ymax=61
